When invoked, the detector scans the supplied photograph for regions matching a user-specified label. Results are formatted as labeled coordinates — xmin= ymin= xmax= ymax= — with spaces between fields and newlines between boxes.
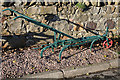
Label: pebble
xmin=2 ymin=45 xmax=117 ymax=79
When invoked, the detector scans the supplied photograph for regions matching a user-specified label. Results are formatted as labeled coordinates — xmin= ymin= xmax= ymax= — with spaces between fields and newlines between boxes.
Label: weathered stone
xmin=39 ymin=6 xmax=57 ymax=14
xmin=80 ymin=14 xmax=88 ymax=22
xmin=73 ymin=31 xmax=79 ymax=38
xmin=115 ymin=6 xmax=119 ymax=13
xmin=101 ymin=6 xmax=107 ymax=12
xmin=91 ymin=14 xmax=102 ymax=21
xmin=78 ymin=30 xmax=86 ymax=37
xmin=9 ymin=19 xmax=23 ymax=34
xmin=62 ymin=25 xmax=69 ymax=34
xmin=97 ymin=18 xmax=106 ymax=30
xmin=112 ymin=13 xmax=119 ymax=18
xmin=91 ymin=7 xmax=101 ymax=14
xmin=27 ymin=7 xmax=38 ymax=15
xmin=103 ymin=14 xmax=112 ymax=19
xmin=86 ymin=21 xmax=97 ymax=30
xmin=69 ymin=25 xmax=74 ymax=31
xmin=14 ymin=6 xmax=24 ymax=13
xmin=106 ymin=6 xmax=114 ymax=14
xmin=88 ymin=13 xmax=93 ymax=20
xmin=105 ymin=19 xmax=115 ymax=29
xmin=57 ymin=20 xmax=68 ymax=31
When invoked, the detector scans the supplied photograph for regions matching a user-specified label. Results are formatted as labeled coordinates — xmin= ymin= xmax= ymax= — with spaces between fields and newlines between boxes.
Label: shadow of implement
xmin=2 ymin=31 xmax=54 ymax=50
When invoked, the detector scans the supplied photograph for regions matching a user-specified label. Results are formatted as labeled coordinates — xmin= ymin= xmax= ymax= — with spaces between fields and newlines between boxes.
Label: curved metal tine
xmin=40 ymin=45 xmax=51 ymax=58
xmin=2 ymin=8 xmax=25 ymax=17
xmin=54 ymin=32 xmax=57 ymax=48
xmin=59 ymin=45 xmax=70 ymax=61
xmin=90 ymin=39 xmax=99 ymax=51
xmin=13 ymin=16 xmax=34 ymax=23
xmin=2 ymin=8 xmax=17 ymax=12
xmin=13 ymin=16 xmax=26 ymax=20
xmin=103 ymin=27 xmax=108 ymax=37
xmin=57 ymin=34 xmax=61 ymax=41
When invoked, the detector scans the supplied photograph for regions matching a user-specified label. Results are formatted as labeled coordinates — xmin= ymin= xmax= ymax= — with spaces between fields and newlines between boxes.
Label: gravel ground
xmin=1 ymin=45 xmax=118 ymax=79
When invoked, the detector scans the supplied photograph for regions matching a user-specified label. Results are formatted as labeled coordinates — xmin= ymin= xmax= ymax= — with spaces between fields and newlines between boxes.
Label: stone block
xmin=105 ymin=19 xmax=115 ymax=29
xmin=86 ymin=21 xmax=97 ymax=30
xmin=22 ymin=70 xmax=63 ymax=78
xmin=80 ymin=14 xmax=88 ymax=22
xmin=103 ymin=14 xmax=112 ymax=19
xmin=62 ymin=62 xmax=109 ymax=78
xmin=106 ymin=6 xmax=115 ymax=14
xmin=27 ymin=7 xmax=38 ymax=15
xmin=73 ymin=31 xmax=79 ymax=35
xmin=39 ymin=6 xmax=57 ymax=14
xmin=10 ymin=19 xmax=23 ymax=34
xmin=90 ymin=6 xmax=101 ymax=14
xmin=109 ymin=59 xmax=119 ymax=68
xmin=112 ymin=13 xmax=119 ymax=18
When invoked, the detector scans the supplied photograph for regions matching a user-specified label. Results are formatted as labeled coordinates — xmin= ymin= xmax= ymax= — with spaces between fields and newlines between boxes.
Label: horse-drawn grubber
xmin=2 ymin=8 xmax=113 ymax=61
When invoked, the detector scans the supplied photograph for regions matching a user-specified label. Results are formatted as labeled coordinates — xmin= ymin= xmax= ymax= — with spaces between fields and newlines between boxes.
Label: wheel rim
xmin=103 ymin=38 xmax=113 ymax=48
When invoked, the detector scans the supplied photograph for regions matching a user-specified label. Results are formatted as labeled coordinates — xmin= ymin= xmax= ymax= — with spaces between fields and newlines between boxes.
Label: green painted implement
xmin=2 ymin=8 xmax=113 ymax=61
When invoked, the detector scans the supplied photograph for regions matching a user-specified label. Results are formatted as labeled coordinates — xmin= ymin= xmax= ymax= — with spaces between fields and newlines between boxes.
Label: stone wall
xmin=1 ymin=2 xmax=120 ymax=48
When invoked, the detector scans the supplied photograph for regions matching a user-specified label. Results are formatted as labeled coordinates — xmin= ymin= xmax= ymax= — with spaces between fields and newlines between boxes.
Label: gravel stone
xmin=1 ymin=45 xmax=117 ymax=79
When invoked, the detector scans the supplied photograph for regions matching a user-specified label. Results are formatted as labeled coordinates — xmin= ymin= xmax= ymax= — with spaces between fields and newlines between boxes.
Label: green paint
xmin=2 ymin=8 xmax=112 ymax=61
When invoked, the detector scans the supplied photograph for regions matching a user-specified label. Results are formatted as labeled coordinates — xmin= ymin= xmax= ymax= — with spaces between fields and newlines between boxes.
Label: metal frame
xmin=2 ymin=8 xmax=112 ymax=61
